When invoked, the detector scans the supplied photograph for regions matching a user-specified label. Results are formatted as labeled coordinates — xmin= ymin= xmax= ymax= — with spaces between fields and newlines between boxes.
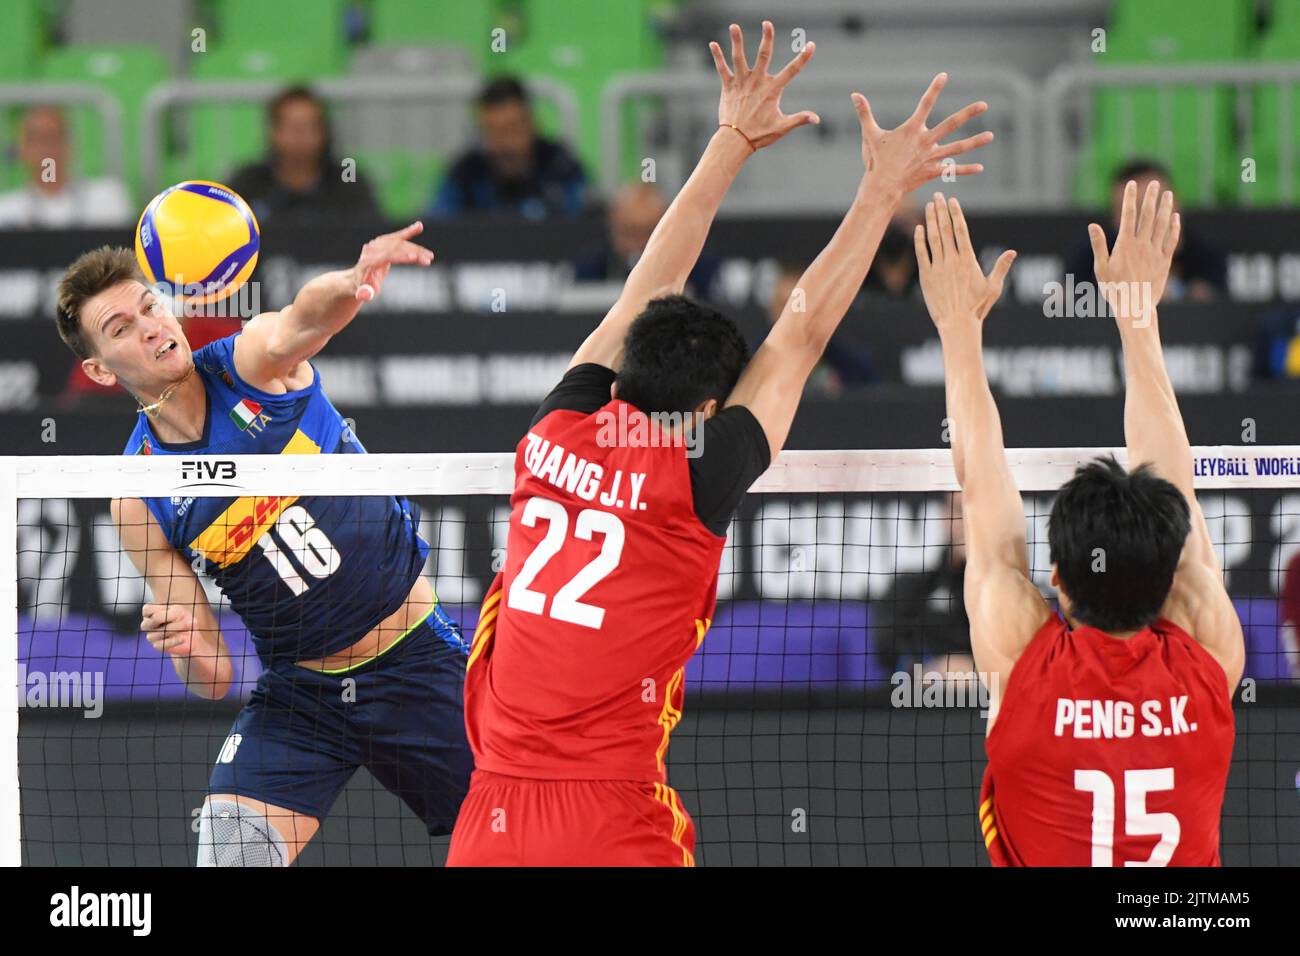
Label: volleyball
xmin=134 ymin=180 xmax=260 ymax=304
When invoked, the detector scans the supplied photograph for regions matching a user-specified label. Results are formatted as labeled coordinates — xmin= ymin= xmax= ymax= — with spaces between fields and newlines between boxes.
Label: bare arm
xmin=569 ymin=20 xmax=819 ymax=372
xmin=111 ymin=497 xmax=233 ymax=700
xmin=1090 ymin=181 xmax=1244 ymax=693
xmin=914 ymin=195 xmax=1051 ymax=725
xmin=235 ymin=221 xmax=435 ymax=390
xmin=727 ymin=74 xmax=992 ymax=456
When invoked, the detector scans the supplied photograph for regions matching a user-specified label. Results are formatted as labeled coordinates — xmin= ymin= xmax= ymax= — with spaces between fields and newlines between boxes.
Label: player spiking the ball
xmin=54 ymin=223 xmax=474 ymax=866
xmin=446 ymin=20 xmax=993 ymax=866
xmin=913 ymin=186 xmax=1243 ymax=865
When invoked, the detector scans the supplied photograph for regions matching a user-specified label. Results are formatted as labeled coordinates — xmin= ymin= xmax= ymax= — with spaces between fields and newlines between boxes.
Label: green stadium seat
xmin=40 ymin=44 xmax=172 ymax=204
xmin=0 ymin=0 xmax=43 ymax=82
xmin=369 ymin=0 xmax=498 ymax=69
xmin=212 ymin=0 xmax=348 ymax=74
xmin=353 ymin=149 xmax=445 ymax=221
xmin=1245 ymin=0 xmax=1300 ymax=205
xmin=1075 ymin=0 xmax=1253 ymax=207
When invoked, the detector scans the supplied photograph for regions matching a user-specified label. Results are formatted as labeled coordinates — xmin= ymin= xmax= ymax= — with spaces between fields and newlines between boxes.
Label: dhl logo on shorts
xmin=189 ymin=494 xmax=300 ymax=568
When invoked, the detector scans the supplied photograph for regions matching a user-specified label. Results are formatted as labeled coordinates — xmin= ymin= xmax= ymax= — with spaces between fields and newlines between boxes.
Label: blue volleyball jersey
xmin=123 ymin=333 xmax=430 ymax=663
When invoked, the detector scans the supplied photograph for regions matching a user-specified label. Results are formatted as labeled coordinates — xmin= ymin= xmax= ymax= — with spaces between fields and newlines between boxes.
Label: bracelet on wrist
xmin=720 ymin=123 xmax=758 ymax=153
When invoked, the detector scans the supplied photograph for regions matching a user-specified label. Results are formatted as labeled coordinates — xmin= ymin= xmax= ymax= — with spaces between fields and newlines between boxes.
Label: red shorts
xmin=446 ymin=769 xmax=696 ymax=866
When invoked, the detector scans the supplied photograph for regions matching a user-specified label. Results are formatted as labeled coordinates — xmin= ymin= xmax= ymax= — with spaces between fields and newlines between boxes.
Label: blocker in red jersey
xmin=914 ymin=184 xmax=1244 ymax=866
xmin=446 ymin=20 xmax=994 ymax=866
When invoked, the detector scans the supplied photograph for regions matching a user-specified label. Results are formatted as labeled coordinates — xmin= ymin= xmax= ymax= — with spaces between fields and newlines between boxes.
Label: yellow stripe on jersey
xmin=185 ymin=428 xmax=321 ymax=568
xmin=655 ymin=667 xmax=685 ymax=773
xmin=695 ymin=617 xmax=711 ymax=649
xmin=979 ymin=796 xmax=993 ymax=820
xmin=466 ymin=589 xmax=503 ymax=672
xmin=984 ymin=826 xmax=998 ymax=849
xmin=654 ymin=783 xmax=695 ymax=867
xmin=981 ymin=813 xmax=994 ymax=835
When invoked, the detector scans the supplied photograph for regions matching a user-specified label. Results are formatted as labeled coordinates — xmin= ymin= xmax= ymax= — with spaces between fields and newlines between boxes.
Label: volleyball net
xmin=4 ymin=447 xmax=1300 ymax=865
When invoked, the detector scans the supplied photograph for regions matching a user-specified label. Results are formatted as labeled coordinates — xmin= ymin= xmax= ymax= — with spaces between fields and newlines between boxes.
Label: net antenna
xmin=4 ymin=445 xmax=1298 ymax=865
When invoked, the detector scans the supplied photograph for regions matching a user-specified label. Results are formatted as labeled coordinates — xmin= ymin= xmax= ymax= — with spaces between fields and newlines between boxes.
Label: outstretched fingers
xmin=774 ymin=40 xmax=815 ymax=86
xmin=729 ymin=23 xmax=750 ymax=77
xmin=1088 ymin=223 xmax=1111 ymax=273
xmin=709 ymin=40 xmax=733 ymax=83
xmin=909 ymin=72 xmax=949 ymax=127
xmin=930 ymin=130 xmax=994 ymax=162
xmin=753 ymin=20 xmax=774 ymax=74
xmin=852 ymin=92 xmax=881 ymax=142
xmin=927 ymin=100 xmax=988 ymax=143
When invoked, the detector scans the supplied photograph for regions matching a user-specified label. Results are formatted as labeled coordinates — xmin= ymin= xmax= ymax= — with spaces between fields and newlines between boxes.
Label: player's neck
xmin=137 ymin=368 xmax=206 ymax=444
xmin=1064 ymin=609 xmax=1142 ymax=640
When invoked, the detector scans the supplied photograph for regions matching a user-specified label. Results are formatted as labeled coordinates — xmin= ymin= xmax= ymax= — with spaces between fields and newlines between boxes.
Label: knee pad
xmin=197 ymin=799 xmax=288 ymax=867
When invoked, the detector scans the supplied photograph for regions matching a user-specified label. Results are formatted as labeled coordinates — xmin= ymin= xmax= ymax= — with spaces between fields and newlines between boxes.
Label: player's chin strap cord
xmin=720 ymin=123 xmax=758 ymax=153
xmin=136 ymin=361 xmax=196 ymax=416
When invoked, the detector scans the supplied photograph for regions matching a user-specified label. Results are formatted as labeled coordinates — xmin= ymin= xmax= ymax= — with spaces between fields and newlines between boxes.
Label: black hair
xmin=614 ymin=294 xmax=750 ymax=415
xmin=1112 ymin=157 xmax=1171 ymax=186
xmin=478 ymin=75 xmax=530 ymax=109
xmin=1048 ymin=455 xmax=1191 ymax=632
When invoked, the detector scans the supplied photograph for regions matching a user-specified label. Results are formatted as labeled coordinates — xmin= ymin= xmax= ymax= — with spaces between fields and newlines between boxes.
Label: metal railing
xmin=139 ymin=75 xmax=583 ymax=196
xmin=1042 ymin=62 xmax=1300 ymax=207
xmin=0 ymin=85 xmax=125 ymax=180
xmin=600 ymin=67 xmax=1042 ymax=209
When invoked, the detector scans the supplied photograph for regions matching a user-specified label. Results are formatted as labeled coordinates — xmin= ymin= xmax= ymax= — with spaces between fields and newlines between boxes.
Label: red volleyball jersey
xmin=980 ymin=614 xmax=1234 ymax=866
xmin=464 ymin=398 xmax=728 ymax=783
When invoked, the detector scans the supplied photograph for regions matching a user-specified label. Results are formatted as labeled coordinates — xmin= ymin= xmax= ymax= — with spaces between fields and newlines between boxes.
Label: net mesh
xmin=6 ymin=450 xmax=1300 ymax=866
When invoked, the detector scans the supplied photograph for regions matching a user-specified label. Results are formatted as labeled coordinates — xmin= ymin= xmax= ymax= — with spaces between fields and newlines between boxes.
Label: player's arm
xmin=1091 ymin=181 xmax=1245 ymax=693
xmin=110 ymin=497 xmax=234 ymax=700
xmin=568 ymin=20 xmax=819 ymax=372
xmin=234 ymin=221 xmax=435 ymax=390
xmin=914 ymin=195 xmax=1051 ymax=713
xmin=726 ymin=75 xmax=991 ymax=455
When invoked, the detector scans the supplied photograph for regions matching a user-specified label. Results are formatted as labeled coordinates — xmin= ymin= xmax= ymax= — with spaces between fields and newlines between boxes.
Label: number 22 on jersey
xmin=506 ymin=496 xmax=626 ymax=629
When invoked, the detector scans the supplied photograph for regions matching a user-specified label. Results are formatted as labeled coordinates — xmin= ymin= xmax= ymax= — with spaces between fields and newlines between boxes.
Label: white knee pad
xmin=197 ymin=799 xmax=289 ymax=867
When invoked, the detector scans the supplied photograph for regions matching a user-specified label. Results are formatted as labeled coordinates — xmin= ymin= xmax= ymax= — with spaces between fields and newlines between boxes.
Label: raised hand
xmin=710 ymin=20 xmax=819 ymax=151
xmin=914 ymin=192 xmax=1016 ymax=331
xmin=1090 ymin=179 xmax=1180 ymax=317
xmin=853 ymin=74 xmax=992 ymax=196
xmin=352 ymin=221 xmax=436 ymax=302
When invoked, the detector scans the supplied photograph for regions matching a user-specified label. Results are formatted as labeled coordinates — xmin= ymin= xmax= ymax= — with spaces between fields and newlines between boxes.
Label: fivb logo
xmin=179 ymin=460 xmax=237 ymax=482
xmin=49 ymin=886 xmax=151 ymax=936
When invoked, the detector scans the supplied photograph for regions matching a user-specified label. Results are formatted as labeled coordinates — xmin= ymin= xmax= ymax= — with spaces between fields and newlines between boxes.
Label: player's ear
xmin=609 ymin=380 xmax=618 ymax=401
xmin=82 ymin=356 xmax=116 ymax=388
xmin=694 ymin=397 xmax=719 ymax=421
xmin=1050 ymin=565 xmax=1060 ymax=588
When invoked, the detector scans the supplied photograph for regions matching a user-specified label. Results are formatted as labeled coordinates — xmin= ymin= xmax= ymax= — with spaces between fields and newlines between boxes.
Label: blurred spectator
xmin=767 ymin=261 xmax=877 ymax=396
xmin=0 ymin=105 xmax=132 ymax=229
xmin=573 ymin=183 xmax=719 ymax=299
xmin=429 ymin=76 xmax=587 ymax=220
xmin=873 ymin=492 xmax=977 ymax=680
xmin=861 ymin=207 xmax=923 ymax=300
xmin=227 ymin=86 xmax=382 ymax=228
xmin=1063 ymin=158 xmax=1227 ymax=300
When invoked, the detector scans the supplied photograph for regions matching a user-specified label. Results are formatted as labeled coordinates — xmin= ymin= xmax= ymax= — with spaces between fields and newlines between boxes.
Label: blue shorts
xmin=208 ymin=606 xmax=473 ymax=835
